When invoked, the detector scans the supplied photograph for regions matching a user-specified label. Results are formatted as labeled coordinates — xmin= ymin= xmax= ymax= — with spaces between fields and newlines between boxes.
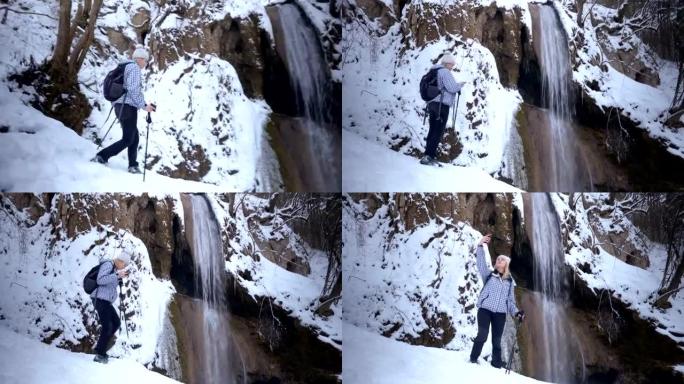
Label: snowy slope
xmin=551 ymin=193 xmax=684 ymax=348
xmin=0 ymin=0 xmax=283 ymax=191
xmin=0 ymin=326 xmax=179 ymax=384
xmin=555 ymin=1 xmax=684 ymax=158
xmin=343 ymin=130 xmax=521 ymax=192
xmin=0 ymin=86 xmax=223 ymax=192
xmin=0 ymin=196 xmax=178 ymax=375
xmin=343 ymin=323 xmax=549 ymax=384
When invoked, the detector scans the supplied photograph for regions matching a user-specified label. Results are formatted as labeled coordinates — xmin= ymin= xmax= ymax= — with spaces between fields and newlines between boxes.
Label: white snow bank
xmin=342 ymin=130 xmax=521 ymax=192
xmin=0 ymin=326 xmax=179 ymax=384
xmin=343 ymin=323 xmax=549 ymax=384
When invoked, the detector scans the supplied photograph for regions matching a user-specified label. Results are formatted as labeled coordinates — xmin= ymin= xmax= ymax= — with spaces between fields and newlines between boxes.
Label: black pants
xmin=470 ymin=308 xmax=507 ymax=367
xmin=424 ymin=101 xmax=450 ymax=158
xmin=98 ymin=104 xmax=139 ymax=167
xmin=94 ymin=298 xmax=120 ymax=356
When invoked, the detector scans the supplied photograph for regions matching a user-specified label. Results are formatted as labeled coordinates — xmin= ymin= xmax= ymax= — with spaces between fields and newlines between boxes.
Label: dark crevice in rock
xmin=518 ymin=23 xmax=542 ymax=107
xmin=510 ymin=204 xmax=534 ymax=288
xmin=170 ymin=212 xmax=196 ymax=297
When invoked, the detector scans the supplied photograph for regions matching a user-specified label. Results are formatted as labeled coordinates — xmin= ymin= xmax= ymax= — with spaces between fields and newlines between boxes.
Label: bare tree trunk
xmin=656 ymin=252 xmax=684 ymax=308
xmin=68 ymin=0 xmax=103 ymax=78
xmin=50 ymin=0 xmax=103 ymax=83
xmin=50 ymin=0 xmax=72 ymax=78
xmin=577 ymin=0 xmax=586 ymax=28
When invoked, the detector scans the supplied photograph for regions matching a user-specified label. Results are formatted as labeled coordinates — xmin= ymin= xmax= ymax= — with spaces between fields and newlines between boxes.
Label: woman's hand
xmin=116 ymin=269 xmax=129 ymax=278
xmin=479 ymin=234 xmax=492 ymax=245
xmin=515 ymin=310 xmax=525 ymax=322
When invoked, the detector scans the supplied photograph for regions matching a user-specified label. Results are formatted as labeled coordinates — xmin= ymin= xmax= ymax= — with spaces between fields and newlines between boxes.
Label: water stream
xmin=187 ymin=194 xmax=245 ymax=384
xmin=273 ymin=4 xmax=339 ymax=191
xmin=536 ymin=5 xmax=591 ymax=191
xmin=529 ymin=193 xmax=584 ymax=383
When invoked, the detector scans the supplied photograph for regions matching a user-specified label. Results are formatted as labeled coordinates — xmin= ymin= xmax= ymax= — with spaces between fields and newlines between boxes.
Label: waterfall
xmin=537 ymin=5 xmax=587 ymax=191
xmin=274 ymin=4 xmax=338 ymax=191
xmin=529 ymin=193 xmax=582 ymax=383
xmin=188 ymin=194 xmax=244 ymax=384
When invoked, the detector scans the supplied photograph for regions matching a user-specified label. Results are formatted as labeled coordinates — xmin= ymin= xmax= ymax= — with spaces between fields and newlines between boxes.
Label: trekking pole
xmin=98 ymin=109 xmax=117 ymax=149
xmin=451 ymin=91 xmax=460 ymax=131
xmin=99 ymin=92 xmax=128 ymax=149
xmin=143 ymin=111 xmax=152 ymax=182
xmin=505 ymin=317 xmax=522 ymax=375
xmin=118 ymin=280 xmax=129 ymax=338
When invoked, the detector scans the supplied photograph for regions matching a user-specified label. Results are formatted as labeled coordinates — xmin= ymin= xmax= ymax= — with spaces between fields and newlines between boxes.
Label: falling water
xmin=537 ymin=5 xmax=587 ymax=191
xmin=530 ymin=193 xmax=582 ymax=383
xmin=189 ymin=194 xmax=244 ymax=384
xmin=275 ymin=4 xmax=338 ymax=191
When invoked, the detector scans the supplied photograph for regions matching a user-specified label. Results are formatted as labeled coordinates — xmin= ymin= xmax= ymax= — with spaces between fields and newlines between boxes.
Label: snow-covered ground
xmin=0 ymin=326 xmax=179 ymax=384
xmin=343 ymin=323 xmax=549 ymax=384
xmin=343 ymin=130 xmax=521 ymax=192
xmin=0 ymin=86 xmax=224 ymax=192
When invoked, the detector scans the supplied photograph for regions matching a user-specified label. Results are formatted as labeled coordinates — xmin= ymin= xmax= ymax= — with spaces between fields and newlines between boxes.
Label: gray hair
xmin=132 ymin=46 xmax=149 ymax=61
xmin=441 ymin=53 xmax=456 ymax=65
xmin=115 ymin=252 xmax=131 ymax=265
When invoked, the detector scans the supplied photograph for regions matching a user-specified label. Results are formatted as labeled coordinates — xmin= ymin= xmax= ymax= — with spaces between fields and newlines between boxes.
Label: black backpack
xmin=419 ymin=67 xmax=441 ymax=101
xmin=102 ymin=62 xmax=132 ymax=102
xmin=83 ymin=261 xmax=112 ymax=294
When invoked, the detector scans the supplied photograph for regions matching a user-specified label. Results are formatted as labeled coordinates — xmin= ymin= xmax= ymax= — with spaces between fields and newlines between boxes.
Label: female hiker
xmin=469 ymin=233 xmax=525 ymax=368
xmin=91 ymin=253 xmax=131 ymax=363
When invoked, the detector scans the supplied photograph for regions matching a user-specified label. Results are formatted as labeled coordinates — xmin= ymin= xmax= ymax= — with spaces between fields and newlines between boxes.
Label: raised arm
xmin=475 ymin=234 xmax=492 ymax=281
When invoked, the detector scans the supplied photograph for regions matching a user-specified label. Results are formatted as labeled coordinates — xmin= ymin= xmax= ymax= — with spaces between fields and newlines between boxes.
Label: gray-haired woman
xmin=469 ymin=234 xmax=525 ymax=368
xmin=91 ymin=253 xmax=130 ymax=363
xmin=420 ymin=53 xmax=464 ymax=166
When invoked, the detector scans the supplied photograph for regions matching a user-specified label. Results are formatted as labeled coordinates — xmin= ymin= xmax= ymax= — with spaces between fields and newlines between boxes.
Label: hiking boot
xmin=93 ymin=354 xmax=109 ymax=364
xmin=128 ymin=166 xmax=142 ymax=174
xmin=419 ymin=155 xmax=433 ymax=165
xmin=469 ymin=358 xmax=479 ymax=364
xmin=90 ymin=155 xmax=106 ymax=164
